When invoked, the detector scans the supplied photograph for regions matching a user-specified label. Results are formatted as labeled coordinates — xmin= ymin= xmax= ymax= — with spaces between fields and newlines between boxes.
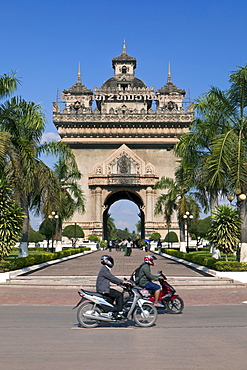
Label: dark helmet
xmin=144 ymin=255 xmax=157 ymax=266
xmin=101 ymin=254 xmax=114 ymax=268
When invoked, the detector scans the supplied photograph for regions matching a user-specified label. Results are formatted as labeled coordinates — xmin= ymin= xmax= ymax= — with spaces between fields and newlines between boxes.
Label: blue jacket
xmin=96 ymin=265 xmax=122 ymax=294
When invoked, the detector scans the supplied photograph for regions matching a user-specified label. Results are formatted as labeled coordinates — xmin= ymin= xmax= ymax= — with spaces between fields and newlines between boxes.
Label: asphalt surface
xmin=1 ymin=305 xmax=247 ymax=370
xmin=0 ymin=248 xmax=247 ymax=306
xmin=1 ymin=249 xmax=247 ymax=370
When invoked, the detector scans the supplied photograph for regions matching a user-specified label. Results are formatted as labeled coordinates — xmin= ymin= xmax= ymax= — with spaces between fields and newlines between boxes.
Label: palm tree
xmin=175 ymin=65 xmax=247 ymax=262
xmin=107 ymin=217 xmax=117 ymax=240
xmin=154 ymin=175 xmax=200 ymax=251
xmin=45 ymin=156 xmax=85 ymax=249
xmin=0 ymin=71 xmax=19 ymax=99
xmin=0 ymin=94 xmax=83 ymax=256
xmin=207 ymin=205 xmax=241 ymax=261
xmin=174 ymin=90 xmax=231 ymax=213
xmin=0 ymin=72 xmax=18 ymax=167
xmin=0 ymin=174 xmax=25 ymax=259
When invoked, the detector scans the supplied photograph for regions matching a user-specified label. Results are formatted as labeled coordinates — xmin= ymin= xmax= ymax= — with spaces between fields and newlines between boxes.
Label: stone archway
xmin=102 ymin=190 xmax=145 ymax=240
xmin=53 ymin=46 xmax=193 ymax=240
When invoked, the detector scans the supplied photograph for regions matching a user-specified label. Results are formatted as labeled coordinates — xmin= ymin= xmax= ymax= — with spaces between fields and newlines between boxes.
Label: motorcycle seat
xmin=82 ymin=290 xmax=104 ymax=298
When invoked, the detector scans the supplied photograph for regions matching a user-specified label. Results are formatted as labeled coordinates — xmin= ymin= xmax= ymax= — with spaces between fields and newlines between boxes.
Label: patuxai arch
xmin=53 ymin=42 xmax=193 ymax=240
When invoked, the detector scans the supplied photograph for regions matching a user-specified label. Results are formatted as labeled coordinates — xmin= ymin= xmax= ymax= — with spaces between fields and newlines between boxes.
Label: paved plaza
xmin=0 ymin=248 xmax=247 ymax=306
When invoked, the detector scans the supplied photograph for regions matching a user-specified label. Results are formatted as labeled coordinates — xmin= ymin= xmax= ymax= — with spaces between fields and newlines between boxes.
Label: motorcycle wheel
xmin=77 ymin=301 xmax=102 ymax=328
xmin=166 ymin=297 xmax=184 ymax=314
xmin=133 ymin=302 xmax=157 ymax=327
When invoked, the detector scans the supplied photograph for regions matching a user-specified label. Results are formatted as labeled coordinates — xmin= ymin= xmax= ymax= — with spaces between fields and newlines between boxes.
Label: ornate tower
xmin=53 ymin=44 xmax=193 ymax=239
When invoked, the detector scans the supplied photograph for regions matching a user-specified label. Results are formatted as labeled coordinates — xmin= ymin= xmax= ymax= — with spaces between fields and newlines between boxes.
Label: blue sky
xmin=1 ymin=0 xmax=247 ymax=232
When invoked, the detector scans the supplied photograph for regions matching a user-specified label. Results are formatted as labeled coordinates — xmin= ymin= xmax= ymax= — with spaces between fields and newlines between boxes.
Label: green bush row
xmin=163 ymin=248 xmax=247 ymax=271
xmin=1 ymin=247 xmax=91 ymax=272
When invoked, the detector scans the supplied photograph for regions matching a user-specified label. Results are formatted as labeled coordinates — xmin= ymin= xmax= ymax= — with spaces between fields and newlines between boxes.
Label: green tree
xmin=164 ymin=231 xmax=178 ymax=247
xmin=39 ymin=219 xmax=52 ymax=249
xmin=107 ymin=217 xmax=117 ymax=240
xmin=189 ymin=216 xmax=211 ymax=250
xmin=154 ymin=176 xmax=200 ymax=250
xmin=0 ymin=71 xmax=18 ymax=99
xmin=62 ymin=224 xmax=84 ymax=247
xmin=28 ymin=225 xmax=45 ymax=243
xmin=115 ymin=227 xmax=130 ymax=240
xmin=207 ymin=205 xmax=241 ymax=261
xmin=175 ymin=65 xmax=247 ymax=262
xmin=0 ymin=89 xmax=83 ymax=256
xmin=0 ymin=96 xmax=60 ymax=256
xmin=136 ymin=220 xmax=141 ymax=233
xmin=0 ymin=175 xmax=25 ymax=259
xmin=150 ymin=232 xmax=161 ymax=241
xmin=46 ymin=156 xmax=85 ymax=248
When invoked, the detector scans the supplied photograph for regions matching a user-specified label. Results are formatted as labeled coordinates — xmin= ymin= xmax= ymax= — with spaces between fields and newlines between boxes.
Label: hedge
xmin=163 ymin=248 xmax=247 ymax=271
xmin=1 ymin=247 xmax=91 ymax=272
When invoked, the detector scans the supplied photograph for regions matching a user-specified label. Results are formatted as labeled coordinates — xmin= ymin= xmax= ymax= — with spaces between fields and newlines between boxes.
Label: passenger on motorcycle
xmin=96 ymin=254 xmax=131 ymax=319
xmin=138 ymin=255 xmax=164 ymax=307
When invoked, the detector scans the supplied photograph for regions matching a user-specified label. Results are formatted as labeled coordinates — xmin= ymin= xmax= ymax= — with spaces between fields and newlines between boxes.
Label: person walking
xmin=126 ymin=238 xmax=133 ymax=256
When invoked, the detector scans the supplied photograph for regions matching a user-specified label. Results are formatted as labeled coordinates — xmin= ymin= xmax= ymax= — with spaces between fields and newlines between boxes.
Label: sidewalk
xmin=0 ymin=248 xmax=247 ymax=306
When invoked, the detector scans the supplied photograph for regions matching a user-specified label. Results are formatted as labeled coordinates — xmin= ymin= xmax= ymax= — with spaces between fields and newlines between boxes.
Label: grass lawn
xmin=2 ymin=248 xmax=51 ymax=262
xmin=189 ymin=249 xmax=238 ymax=262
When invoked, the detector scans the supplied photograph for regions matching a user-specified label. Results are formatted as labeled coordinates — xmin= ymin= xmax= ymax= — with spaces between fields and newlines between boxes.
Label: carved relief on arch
xmin=145 ymin=162 xmax=155 ymax=175
xmin=104 ymin=144 xmax=145 ymax=175
xmin=92 ymin=163 xmax=103 ymax=175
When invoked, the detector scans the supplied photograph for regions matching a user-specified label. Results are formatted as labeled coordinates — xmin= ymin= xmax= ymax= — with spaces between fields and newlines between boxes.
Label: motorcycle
xmin=140 ymin=271 xmax=184 ymax=314
xmin=74 ymin=282 xmax=158 ymax=328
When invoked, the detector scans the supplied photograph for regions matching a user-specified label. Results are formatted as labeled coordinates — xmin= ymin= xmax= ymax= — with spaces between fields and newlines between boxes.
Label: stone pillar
xmin=95 ymin=187 xmax=102 ymax=221
xmin=146 ymin=187 xmax=154 ymax=221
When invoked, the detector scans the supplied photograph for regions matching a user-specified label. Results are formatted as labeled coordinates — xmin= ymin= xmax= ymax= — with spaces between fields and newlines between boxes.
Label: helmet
xmin=144 ymin=255 xmax=157 ymax=266
xmin=101 ymin=254 xmax=114 ymax=268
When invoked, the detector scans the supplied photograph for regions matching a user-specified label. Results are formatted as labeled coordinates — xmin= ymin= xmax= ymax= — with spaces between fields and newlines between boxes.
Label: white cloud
xmin=41 ymin=132 xmax=60 ymax=143
xmin=121 ymin=209 xmax=134 ymax=215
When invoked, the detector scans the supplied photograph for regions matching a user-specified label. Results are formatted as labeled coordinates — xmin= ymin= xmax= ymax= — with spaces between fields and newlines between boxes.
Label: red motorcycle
xmin=140 ymin=271 xmax=184 ymax=314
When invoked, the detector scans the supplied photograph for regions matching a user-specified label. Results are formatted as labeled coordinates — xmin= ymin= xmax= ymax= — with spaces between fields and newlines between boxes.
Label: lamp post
xmin=48 ymin=211 xmax=59 ymax=253
xmin=166 ymin=223 xmax=171 ymax=248
xmin=74 ymin=223 xmax=77 ymax=248
xmin=227 ymin=191 xmax=246 ymax=262
xmin=183 ymin=211 xmax=193 ymax=253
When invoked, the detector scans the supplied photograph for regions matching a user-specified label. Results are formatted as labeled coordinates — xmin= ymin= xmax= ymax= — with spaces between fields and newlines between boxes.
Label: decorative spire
xmin=77 ymin=62 xmax=82 ymax=82
xmin=122 ymin=39 xmax=127 ymax=54
xmin=167 ymin=62 xmax=172 ymax=83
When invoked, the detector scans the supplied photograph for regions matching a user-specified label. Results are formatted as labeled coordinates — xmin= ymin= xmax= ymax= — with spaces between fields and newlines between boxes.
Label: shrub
xmin=3 ymin=247 xmax=90 ymax=271
xmin=150 ymin=232 xmax=161 ymax=241
xmin=100 ymin=240 xmax=107 ymax=249
xmin=215 ymin=261 xmax=247 ymax=271
xmin=164 ymin=231 xmax=179 ymax=244
xmin=88 ymin=235 xmax=100 ymax=242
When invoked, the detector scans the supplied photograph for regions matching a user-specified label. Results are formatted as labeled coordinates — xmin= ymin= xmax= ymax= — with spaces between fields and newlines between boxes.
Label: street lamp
xmin=166 ymin=223 xmax=171 ymax=248
xmin=227 ymin=192 xmax=246 ymax=262
xmin=183 ymin=211 xmax=193 ymax=253
xmin=48 ymin=211 xmax=59 ymax=253
xmin=74 ymin=223 xmax=77 ymax=248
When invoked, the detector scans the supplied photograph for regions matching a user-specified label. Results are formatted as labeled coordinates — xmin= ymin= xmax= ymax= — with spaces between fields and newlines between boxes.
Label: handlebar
xmin=157 ymin=270 xmax=167 ymax=280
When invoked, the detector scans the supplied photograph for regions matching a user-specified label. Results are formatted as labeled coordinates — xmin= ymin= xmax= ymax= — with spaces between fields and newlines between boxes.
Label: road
xmin=0 ymin=304 xmax=247 ymax=370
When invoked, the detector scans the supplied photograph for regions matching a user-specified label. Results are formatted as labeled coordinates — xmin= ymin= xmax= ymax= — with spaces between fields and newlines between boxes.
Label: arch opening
xmin=103 ymin=190 xmax=145 ymax=240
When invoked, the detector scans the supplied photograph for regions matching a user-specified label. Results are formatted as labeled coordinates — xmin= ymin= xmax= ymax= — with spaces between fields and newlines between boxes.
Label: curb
xmin=0 ymin=249 xmax=96 ymax=283
xmin=157 ymin=251 xmax=247 ymax=284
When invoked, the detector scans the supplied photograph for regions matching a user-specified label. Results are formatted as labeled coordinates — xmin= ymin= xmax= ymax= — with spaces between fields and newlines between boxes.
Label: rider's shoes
xmin=154 ymin=303 xmax=163 ymax=307
xmin=113 ymin=311 xmax=126 ymax=320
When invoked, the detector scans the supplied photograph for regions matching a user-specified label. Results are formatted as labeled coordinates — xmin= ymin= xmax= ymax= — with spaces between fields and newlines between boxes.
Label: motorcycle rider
xmin=138 ymin=255 xmax=164 ymax=307
xmin=96 ymin=254 xmax=131 ymax=319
